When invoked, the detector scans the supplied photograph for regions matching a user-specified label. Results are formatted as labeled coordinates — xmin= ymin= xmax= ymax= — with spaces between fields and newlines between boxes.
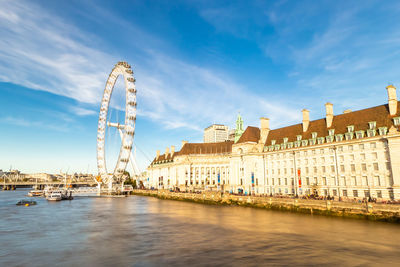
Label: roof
xmin=237 ymin=126 xmax=260 ymax=143
xmin=265 ymin=102 xmax=400 ymax=145
xmin=151 ymin=141 xmax=233 ymax=165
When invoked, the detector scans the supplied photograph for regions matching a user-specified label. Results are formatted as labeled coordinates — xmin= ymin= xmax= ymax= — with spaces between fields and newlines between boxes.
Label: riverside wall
xmin=132 ymin=189 xmax=400 ymax=223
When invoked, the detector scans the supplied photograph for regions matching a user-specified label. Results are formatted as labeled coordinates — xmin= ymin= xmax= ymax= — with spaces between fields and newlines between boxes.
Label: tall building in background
xmin=204 ymin=124 xmax=229 ymax=143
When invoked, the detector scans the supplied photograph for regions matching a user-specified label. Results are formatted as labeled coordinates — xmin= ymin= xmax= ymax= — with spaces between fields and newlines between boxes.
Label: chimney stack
xmin=325 ymin=102 xmax=334 ymax=128
xmin=156 ymin=150 xmax=160 ymax=160
xmin=181 ymin=140 xmax=188 ymax=149
xmin=302 ymin=109 xmax=310 ymax=132
xmin=165 ymin=147 xmax=170 ymax=157
xmin=259 ymin=117 xmax=270 ymax=144
xmin=171 ymin=146 xmax=175 ymax=156
xmin=387 ymin=85 xmax=398 ymax=116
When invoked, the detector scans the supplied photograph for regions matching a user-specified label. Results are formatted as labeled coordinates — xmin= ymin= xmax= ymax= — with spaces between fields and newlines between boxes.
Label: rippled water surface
xmin=1 ymin=189 xmax=400 ymax=266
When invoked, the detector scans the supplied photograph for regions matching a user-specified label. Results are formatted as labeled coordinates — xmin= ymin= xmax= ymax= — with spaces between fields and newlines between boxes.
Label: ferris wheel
xmin=96 ymin=61 xmax=138 ymax=189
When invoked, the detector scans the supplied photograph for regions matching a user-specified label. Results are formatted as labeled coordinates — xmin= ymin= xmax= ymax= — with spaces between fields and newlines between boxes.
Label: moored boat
xmin=46 ymin=190 xmax=62 ymax=201
xmin=16 ymin=200 xmax=37 ymax=206
xmin=28 ymin=190 xmax=44 ymax=197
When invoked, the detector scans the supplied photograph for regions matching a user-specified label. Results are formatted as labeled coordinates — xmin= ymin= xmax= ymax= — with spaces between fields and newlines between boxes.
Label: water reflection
xmin=1 ymin=190 xmax=399 ymax=266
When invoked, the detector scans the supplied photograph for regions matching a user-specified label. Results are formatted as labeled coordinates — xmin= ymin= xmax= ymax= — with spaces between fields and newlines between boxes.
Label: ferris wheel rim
xmin=96 ymin=61 xmax=137 ymax=186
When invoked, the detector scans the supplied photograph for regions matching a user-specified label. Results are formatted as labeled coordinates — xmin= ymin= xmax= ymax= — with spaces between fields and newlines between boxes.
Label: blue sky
xmin=1 ymin=0 xmax=400 ymax=174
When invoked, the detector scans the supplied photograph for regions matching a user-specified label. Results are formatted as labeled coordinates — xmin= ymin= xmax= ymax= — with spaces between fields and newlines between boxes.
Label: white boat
xmin=43 ymin=185 xmax=58 ymax=197
xmin=28 ymin=190 xmax=44 ymax=197
xmin=46 ymin=190 xmax=63 ymax=201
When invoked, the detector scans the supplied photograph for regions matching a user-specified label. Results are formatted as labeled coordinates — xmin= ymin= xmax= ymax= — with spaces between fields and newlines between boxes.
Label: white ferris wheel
xmin=96 ymin=61 xmax=140 ymax=189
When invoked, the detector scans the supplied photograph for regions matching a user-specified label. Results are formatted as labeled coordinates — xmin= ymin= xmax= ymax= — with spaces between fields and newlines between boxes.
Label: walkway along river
xmin=1 ymin=189 xmax=400 ymax=266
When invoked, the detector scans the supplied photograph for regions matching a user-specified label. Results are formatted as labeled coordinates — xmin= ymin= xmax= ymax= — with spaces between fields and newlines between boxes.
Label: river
xmin=0 ymin=189 xmax=399 ymax=266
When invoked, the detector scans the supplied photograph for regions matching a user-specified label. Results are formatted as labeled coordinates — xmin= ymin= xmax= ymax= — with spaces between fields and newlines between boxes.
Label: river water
xmin=0 ymin=189 xmax=399 ymax=266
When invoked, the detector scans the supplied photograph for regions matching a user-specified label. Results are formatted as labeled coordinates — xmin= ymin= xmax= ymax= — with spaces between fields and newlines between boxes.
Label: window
xmin=313 ymin=158 xmax=317 ymax=164
xmin=284 ymin=178 xmax=287 ymax=185
xmin=335 ymin=134 xmax=344 ymax=142
xmin=328 ymin=129 xmax=335 ymax=136
xmin=356 ymin=131 xmax=364 ymax=139
xmin=348 ymin=145 xmax=353 ymax=151
xmin=375 ymin=176 xmax=381 ymax=186
xmin=394 ymin=117 xmax=400 ymax=126
xmin=339 ymin=155 xmax=344 ymax=162
xmin=347 ymin=125 xmax=354 ymax=132
xmin=343 ymin=190 xmax=348 ymax=197
xmin=271 ymin=140 xmax=276 ymax=145
xmin=338 ymin=146 xmax=343 ymax=152
xmin=369 ymin=121 xmax=376 ymax=129
xmin=359 ymin=144 xmax=364 ymax=150
xmin=340 ymin=165 xmax=345 ymax=172
xmin=326 ymin=136 xmax=334 ymax=143
xmin=312 ymin=132 xmax=318 ymax=139
xmin=345 ymin=132 xmax=353 ymax=140
xmin=303 ymin=151 xmax=308 ymax=156
xmin=305 ymin=159 xmax=309 ymax=165
xmin=301 ymin=140 xmax=308 ymax=146
xmin=314 ymin=177 xmax=318 ymax=185
xmin=320 ymin=149 xmax=324 ymax=154
xmin=322 ymin=166 xmax=326 ymax=173
xmin=342 ymin=176 xmax=346 ymax=186
xmin=372 ymin=152 xmax=378 ymax=160
xmin=378 ymin=127 xmax=388 ymax=136
xmin=352 ymin=176 xmax=357 ymax=186
xmin=323 ymin=177 xmax=327 ymax=185
xmin=306 ymin=167 xmax=309 ymax=174
xmin=370 ymin=142 xmax=376 ymax=149
xmin=312 ymin=150 xmax=316 ymax=155
xmin=360 ymin=153 xmax=366 ymax=160
xmin=351 ymin=164 xmax=355 ymax=172
xmin=330 ymin=156 xmax=334 ymax=163
xmin=317 ymin=137 xmax=325 ymax=145
xmin=296 ymin=135 xmax=302 ymax=141
xmin=321 ymin=157 xmax=325 ymax=163
xmin=362 ymin=163 xmax=367 ymax=171
xmin=373 ymin=163 xmax=379 ymax=171
xmin=363 ymin=176 xmax=368 ymax=186
xmin=313 ymin=167 xmax=317 ymax=173
xmin=364 ymin=190 xmax=370 ymax=198
xmin=377 ymin=190 xmax=382 ymax=198
xmin=331 ymin=165 xmax=335 ymax=173
xmin=367 ymin=129 xmax=376 ymax=137
xmin=306 ymin=177 xmax=310 ymax=185
xmin=333 ymin=189 xmax=337 ymax=196
xmin=350 ymin=154 xmax=355 ymax=161
xmin=353 ymin=190 xmax=358 ymax=197
xmin=283 ymin=137 xmax=288 ymax=143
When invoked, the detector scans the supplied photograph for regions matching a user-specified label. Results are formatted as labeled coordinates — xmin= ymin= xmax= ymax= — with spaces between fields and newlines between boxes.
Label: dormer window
xmin=281 ymin=143 xmax=287 ymax=149
xmin=297 ymin=135 xmax=302 ymax=141
xmin=301 ymin=140 xmax=308 ymax=146
xmin=335 ymin=134 xmax=344 ymax=142
xmin=287 ymin=142 xmax=293 ymax=148
xmin=274 ymin=144 xmax=280 ymax=150
xmin=378 ymin=127 xmax=388 ymax=136
xmin=328 ymin=129 xmax=335 ymax=136
xmin=347 ymin=125 xmax=354 ymax=132
xmin=311 ymin=132 xmax=317 ymax=139
xmin=317 ymin=137 xmax=325 ymax=144
xmin=326 ymin=135 xmax=334 ymax=143
xmin=356 ymin=130 xmax=365 ymax=139
xmin=394 ymin=117 xmax=400 ymax=126
xmin=369 ymin=121 xmax=376 ymax=129
xmin=345 ymin=132 xmax=353 ymax=141
xmin=283 ymin=137 xmax=288 ymax=143
xmin=271 ymin=140 xmax=276 ymax=145
xmin=294 ymin=141 xmax=301 ymax=148
xmin=367 ymin=129 xmax=376 ymax=137
xmin=309 ymin=139 xmax=316 ymax=145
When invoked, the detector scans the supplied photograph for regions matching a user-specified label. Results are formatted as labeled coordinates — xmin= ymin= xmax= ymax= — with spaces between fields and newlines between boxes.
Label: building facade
xmin=203 ymin=124 xmax=229 ymax=143
xmin=147 ymin=86 xmax=400 ymax=200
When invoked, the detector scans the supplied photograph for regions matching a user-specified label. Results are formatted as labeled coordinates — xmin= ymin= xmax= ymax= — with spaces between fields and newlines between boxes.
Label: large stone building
xmin=147 ymin=86 xmax=400 ymax=200
xmin=203 ymin=124 xmax=229 ymax=143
